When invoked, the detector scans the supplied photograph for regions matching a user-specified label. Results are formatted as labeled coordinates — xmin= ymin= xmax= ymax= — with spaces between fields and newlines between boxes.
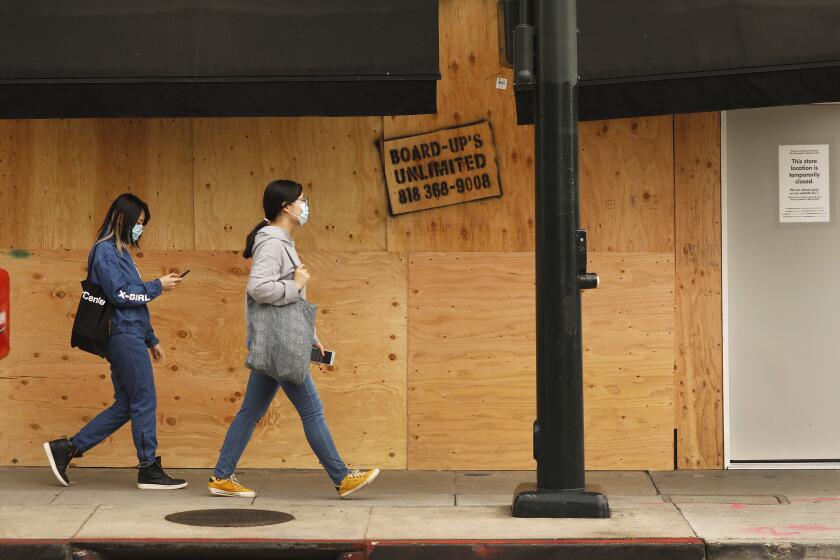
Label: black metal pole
xmin=512 ymin=0 xmax=609 ymax=518
xmin=535 ymin=0 xmax=582 ymax=492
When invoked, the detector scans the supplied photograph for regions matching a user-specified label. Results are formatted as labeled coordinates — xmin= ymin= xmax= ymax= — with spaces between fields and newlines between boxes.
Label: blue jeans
xmin=70 ymin=328 xmax=157 ymax=466
xmin=214 ymin=370 xmax=349 ymax=485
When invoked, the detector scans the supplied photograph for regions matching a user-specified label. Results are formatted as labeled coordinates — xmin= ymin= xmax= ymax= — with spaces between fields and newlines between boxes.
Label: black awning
xmin=0 ymin=1 xmax=439 ymax=118
xmin=509 ymin=0 xmax=840 ymax=122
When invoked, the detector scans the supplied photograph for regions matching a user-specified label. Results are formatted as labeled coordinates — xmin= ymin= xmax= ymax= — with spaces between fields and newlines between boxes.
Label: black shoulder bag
xmin=70 ymin=243 xmax=112 ymax=358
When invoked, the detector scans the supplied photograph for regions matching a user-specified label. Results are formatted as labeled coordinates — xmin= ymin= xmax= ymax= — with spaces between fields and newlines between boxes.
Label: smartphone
xmin=179 ymin=269 xmax=191 ymax=278
xmin=311 ymin=347 xmax=336 ymax=366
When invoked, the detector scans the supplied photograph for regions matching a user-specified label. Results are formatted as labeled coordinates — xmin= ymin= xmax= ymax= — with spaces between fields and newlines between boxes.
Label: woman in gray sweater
xmin=208 ymin=179 xmax=380 ymax=499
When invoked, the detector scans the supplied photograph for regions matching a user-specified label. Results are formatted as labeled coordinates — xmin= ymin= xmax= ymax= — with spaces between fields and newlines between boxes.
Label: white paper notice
xmin=779 ymin=145 xmax=830 ymax=223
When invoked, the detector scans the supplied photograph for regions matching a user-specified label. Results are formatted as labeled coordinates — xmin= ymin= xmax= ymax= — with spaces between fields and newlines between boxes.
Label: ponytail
xmin=243 ymin=219 xmax=269 ymax=259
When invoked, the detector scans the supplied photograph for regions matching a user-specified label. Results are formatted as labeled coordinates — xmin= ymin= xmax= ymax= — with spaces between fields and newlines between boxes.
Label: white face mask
xmin=131 ymin=224 xmax=144 ymax=241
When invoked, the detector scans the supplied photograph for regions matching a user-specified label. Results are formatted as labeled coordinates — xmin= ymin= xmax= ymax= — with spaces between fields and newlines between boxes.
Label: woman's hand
xmin=294 ymin=265 xmax=310 ymax=291
xmin=314 ymin=342 xmax=325 ymax=357
xmin=150 ymin=344 xmax=165 ymax=363
xmin=159 ymin=273 xmax=183 ymax=292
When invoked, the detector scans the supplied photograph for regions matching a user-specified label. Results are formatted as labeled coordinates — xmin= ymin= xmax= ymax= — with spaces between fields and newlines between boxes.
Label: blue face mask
xmin=298 ymin=201 xmax=309 ymax=225
xmin=131 ymin=224 xmax=144 ymax=242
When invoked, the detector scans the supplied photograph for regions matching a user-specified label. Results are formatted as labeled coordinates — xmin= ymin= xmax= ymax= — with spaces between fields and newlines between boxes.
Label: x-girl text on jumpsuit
xmin=70 ymin=239 xmax=163 ymax=466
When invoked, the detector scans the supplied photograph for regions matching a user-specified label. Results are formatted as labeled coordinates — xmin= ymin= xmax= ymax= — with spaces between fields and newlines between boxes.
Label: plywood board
xmin=0 ymin=249 xmax=406 ymax=469
xmin=674 ymin=112 xmax=723 ymax=469
xmin=382 ymin=121 xmax=502 ymax=215
xmin=91 ymin=119 xmax=195 ymax=250
xmin=0 ymin=120 xmax=28 ymax=248
xmin=0 ymin=120 xmax=99 ymax=250
xmin=583 ymin=253 xmax=675 ymax=470
xmin=193 ymin=117 xmax=388 ymax=253
xmin=384 ymin=0 xmax=536 ymax=252
xmin=580 ymin=116 xmax=675 ymax=253
xmin=2 ymin=116 xmax=389 ymax=253
xmin=0 ymin=118 xmax=194 ymax=251
xmin=383 ymin=1 xmax=675 ymax=256
xmin=408 ymin=252 xmax=674 ymax=470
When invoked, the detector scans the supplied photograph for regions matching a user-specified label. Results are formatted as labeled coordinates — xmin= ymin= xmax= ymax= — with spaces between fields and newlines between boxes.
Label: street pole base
xmin=511 ymin=483 xmax=610 ymax=518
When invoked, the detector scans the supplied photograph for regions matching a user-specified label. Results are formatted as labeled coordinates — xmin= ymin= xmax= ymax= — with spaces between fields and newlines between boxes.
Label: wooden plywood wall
xmin=0 ymin=119 xmax=194 ymax=251
xmin=408 ymin=252 xmax=674 ymax=470
xmin=0 ymin=0 xmax=723 ymax=470
xmin=193 ymin=117 xmax=387 ymax=253
xmin=580 ymin=117 xmax=675 ymax=253
xmin=0 ymin=249 xmax=406 ymax=469
xmin=674 ymin=113 xmax=723 ymax=469
xmin=383 ymin=0 xmax=535 ymax=253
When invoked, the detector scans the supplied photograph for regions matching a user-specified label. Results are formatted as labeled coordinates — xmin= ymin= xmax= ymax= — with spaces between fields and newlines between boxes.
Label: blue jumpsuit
xmin=70 ymin=239 xmax=163 ymax=466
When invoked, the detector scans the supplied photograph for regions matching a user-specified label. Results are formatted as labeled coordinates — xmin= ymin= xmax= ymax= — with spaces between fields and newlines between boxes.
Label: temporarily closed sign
xmin=779 ymin=144 xmax=830 ymax=223
xmin=381 ymin=121 xmax=502 ymax=215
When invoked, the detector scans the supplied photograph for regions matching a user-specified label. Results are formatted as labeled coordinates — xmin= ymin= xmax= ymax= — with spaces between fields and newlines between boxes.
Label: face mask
xmin=287 ymin=201 xmax=309 ymax=226
xmin=298 ymin=201 xmax=309 ymax=225
xmin=131 ymin=224 xmax=144 ymax=242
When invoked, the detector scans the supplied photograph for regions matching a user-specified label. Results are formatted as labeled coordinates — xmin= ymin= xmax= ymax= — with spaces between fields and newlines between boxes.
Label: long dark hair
xmin=95 ymin=193 xmax=151 ymax=252
xmin=243 ymin=179 xmax=303 ymax=259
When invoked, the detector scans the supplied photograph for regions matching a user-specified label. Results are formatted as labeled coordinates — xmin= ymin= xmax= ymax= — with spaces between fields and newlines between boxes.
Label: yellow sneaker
xmin=208 ymin=475 xmax=256 ymax=498
xmin=336 ymin=468 xmax=380 ymax=499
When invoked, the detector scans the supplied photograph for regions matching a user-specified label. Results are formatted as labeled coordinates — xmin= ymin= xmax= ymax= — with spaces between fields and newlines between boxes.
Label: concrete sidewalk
xmin=1 ymin=467 xmax=839 ymax=559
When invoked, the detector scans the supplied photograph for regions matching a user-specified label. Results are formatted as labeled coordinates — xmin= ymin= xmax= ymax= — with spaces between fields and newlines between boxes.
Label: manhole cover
xmin=165 ymin=509 xmax=295 ymax=528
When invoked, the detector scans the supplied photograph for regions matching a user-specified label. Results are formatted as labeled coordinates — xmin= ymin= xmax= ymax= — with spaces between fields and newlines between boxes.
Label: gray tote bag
xmin=245 ymin=295 xmax=316 ymax=385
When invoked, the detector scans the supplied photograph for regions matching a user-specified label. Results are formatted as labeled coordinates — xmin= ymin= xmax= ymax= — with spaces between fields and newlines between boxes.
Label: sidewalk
xmin=1 ymin=467 xmax=839 ymax=559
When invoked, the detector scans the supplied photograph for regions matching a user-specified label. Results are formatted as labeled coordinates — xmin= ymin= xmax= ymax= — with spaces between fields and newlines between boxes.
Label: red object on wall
xmin=0 ymin=268 xmax=9 ymax=359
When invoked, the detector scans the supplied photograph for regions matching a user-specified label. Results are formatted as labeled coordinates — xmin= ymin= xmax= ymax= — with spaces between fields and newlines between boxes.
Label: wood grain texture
xmin=382 ymin=1 xmax=676 ymax=255
xmin=674 ymin=112 xmax=723 ymax=469
xmin=0 ymin=249 xmax=406 ymax=469
xmin=1 ymin=120 xmax=99 ymax=250
xmin=91 ymin=119 xmax=195 ymax=250
xmin=0 ymin=119 xmax=194 ymax=251
xmin=580 ymin=116 xmax=675 ymax=253
xmin=193 ymin=117 xmax=388 ymax=253
xmin=382 ymin=121 xmax=502 ymax=215
xmin=384 ymin=0 xmax=536 ymax=252
xmin=0 ymin=0 xmax=725 ymax=471
xmin=583 ymin=253 xmax=675 ymax=470
xmin=0 ymin=120 xmax=27 ymax=248
xmin=408 ymin=252 xmax=674 ymax=470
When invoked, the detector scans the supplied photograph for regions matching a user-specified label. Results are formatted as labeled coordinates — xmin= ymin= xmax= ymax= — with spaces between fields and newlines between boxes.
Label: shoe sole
xmin=137 ymin=482 xmax=189 ymax=490
xmin=208 ymin=487 xmax=256 ymax=498
xmin=43 ymin=442 xmax=69 ymax=487
xmin=339 ymin=468 xmax=381 ymax=499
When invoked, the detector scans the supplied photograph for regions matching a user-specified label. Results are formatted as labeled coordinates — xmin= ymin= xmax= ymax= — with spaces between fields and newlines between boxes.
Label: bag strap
xmin=246 ymin=242 xmax=300 ymax=306
xmin=281 ymin=243 xmax=300 ymax=270
xmin=86 ymin=241 xmax=103 ymax=281
xmin=280 ymin=243 xmax=306 ymax=301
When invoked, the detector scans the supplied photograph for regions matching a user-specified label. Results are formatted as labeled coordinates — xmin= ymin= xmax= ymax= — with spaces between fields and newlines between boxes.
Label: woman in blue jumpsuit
xmin=44 ymin=193 xmax=187 ymax=490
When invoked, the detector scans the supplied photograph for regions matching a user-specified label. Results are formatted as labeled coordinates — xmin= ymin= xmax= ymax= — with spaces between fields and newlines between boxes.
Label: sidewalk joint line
xmin=72 ymin=504 xmax=100 ymax=539
xmin=669 ymin=499 xmax=701 ymax=540
xmin=646 ymin=471 xmax=663 ymax=495
xmin=362 ymin=506 xmax=374 ymax=541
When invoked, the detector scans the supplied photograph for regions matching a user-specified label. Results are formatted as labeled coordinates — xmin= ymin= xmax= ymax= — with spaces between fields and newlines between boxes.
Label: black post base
xmin=512 ymin=483 xmax=611 ymax=518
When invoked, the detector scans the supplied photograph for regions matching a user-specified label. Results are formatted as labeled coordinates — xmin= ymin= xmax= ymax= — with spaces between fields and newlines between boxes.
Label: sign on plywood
xmin=779 ymin=144 xmax=830 ymax=223
xmin=381 ymin=121 xmax=502 ymax=215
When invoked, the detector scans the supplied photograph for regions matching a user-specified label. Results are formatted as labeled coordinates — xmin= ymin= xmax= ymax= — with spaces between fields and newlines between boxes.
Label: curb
xmin=706 ymin=541 xmax=840 ymax=560
xmin=0 ymin=537 xmax=707 ymax=560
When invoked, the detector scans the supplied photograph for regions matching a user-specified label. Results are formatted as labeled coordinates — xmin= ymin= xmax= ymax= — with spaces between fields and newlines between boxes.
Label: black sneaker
xmin=137 ymin=457 xmax=188 ymax=490
xmin=43 ymin=437 xmax=78 ymax=487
